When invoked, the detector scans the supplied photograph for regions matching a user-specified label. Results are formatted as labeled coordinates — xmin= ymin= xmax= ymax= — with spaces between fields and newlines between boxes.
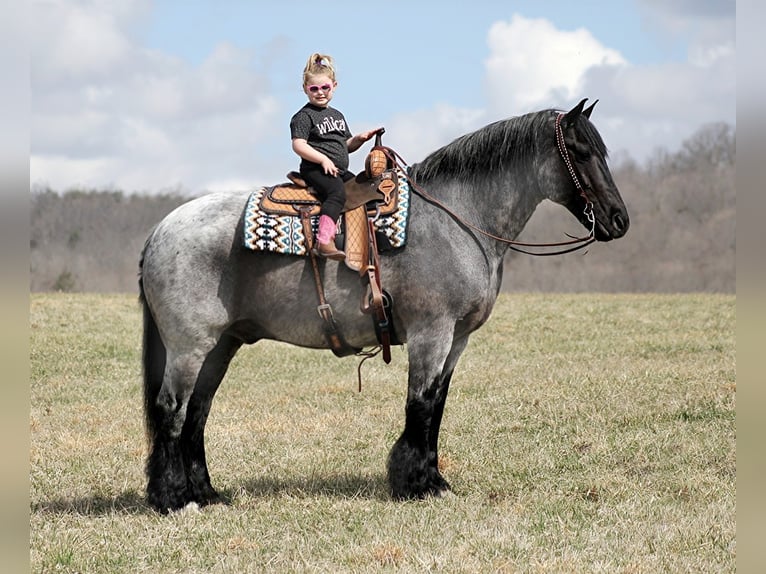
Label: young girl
xmin=290 ymin=53 xmax=382 ymax=260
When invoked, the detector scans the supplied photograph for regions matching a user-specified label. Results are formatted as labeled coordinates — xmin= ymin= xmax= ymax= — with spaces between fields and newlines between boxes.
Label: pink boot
xmin=313 ymin=215 xmax=345 ymax=261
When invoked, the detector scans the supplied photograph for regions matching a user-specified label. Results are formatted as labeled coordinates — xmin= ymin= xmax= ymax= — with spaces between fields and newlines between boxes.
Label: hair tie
xmin=316 ymin=56 xmax=326 ymax=67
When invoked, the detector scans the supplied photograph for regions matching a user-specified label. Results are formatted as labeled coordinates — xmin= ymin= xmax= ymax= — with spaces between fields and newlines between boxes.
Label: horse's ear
xmin=583 ymin=99 xmax=598 ymax=119
xmin=563 ymin=98 xmax=588 ymax=125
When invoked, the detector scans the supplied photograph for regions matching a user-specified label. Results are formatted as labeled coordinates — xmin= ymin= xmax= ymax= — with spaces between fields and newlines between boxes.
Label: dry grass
xmin=30 ymin=292 xmax=735 ymax=573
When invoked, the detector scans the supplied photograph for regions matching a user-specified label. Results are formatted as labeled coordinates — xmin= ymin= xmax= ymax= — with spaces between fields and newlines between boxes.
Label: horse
xmin=139 ymin=98 xmax=629 ymax=513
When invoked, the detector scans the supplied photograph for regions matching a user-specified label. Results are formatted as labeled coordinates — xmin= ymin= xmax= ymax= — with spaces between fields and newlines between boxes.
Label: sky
xmin=29 ymin=0 xmax=736 ymax=195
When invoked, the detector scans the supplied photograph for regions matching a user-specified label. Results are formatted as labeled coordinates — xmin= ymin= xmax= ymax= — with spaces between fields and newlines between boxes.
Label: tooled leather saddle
xmin=258 ymin=168 xmax=399 ymax=272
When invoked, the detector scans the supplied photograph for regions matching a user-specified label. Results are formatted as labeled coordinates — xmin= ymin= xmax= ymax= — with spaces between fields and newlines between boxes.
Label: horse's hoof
xmin=434 ymin=487 xmax=455 ymax=499
xmin=177 ymin=501 xmax=201 ymax=514
xmin=148 ymin=493 xmax=188 ymax=514
xmin=389 ymin=476 xmax=453 ymax=500
xmin=425 ymin=479 xmax=452 ymax=499
xmin=192 ymin=484 xmax=224 ymax=507
xmin=199 ymin=492 xmax=225 ymax=507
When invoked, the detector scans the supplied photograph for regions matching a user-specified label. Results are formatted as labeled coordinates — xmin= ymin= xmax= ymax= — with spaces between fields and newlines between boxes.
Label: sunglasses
xmin=307 ymin=83 xmax=333 ymax=93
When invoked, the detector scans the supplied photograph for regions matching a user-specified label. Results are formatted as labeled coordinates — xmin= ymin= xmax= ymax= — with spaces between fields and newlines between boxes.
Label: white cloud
xmin=477 ymin=12 xmax=735 ymax=164
xmin=484 ymin=15 xmax=626 ymax=114
xmin=30 ymin=155 xmax=116 ymax=190
xmin=30 ymin=0 xmax=285 ymax=193
xmin=571 ymin=6 xmax=735 ymax=163
xmin=31 ymin=0 xmax=147 ymax=88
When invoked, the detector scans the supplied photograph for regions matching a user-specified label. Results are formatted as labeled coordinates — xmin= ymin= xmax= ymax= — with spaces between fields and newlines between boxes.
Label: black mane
xmin=410 ymin=109 xmax=607 ymax=184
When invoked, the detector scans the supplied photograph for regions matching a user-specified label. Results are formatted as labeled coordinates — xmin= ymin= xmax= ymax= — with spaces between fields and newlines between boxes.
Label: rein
xmin=380 ymin=112 xmax=596 ymax=256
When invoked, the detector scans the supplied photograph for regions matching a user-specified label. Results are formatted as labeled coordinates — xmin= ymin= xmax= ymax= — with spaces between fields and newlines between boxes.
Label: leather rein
xmin=380 ymin=112 xmax=597 ymax=256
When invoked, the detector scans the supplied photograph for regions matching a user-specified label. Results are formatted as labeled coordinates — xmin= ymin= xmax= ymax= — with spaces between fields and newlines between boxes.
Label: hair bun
xmin=303 ymin=53 xmax=336 ymax=83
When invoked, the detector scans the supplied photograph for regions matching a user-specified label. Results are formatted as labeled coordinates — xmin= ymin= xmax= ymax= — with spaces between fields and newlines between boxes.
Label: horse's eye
xmin=574 ymin=144 xmax=592 ymax=161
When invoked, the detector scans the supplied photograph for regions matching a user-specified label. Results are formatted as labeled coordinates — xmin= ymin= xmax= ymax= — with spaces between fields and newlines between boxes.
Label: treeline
xmin=30 ymin=192 xmax=188 ymax=293
xmin=30 ymin=122 xmax=735 ymax=293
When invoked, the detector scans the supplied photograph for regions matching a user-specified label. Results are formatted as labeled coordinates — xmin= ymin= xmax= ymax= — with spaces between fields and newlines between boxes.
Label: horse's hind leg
xmin=146 ymin=347 xmax=212 ymax=513
xmin=181 ymin=334 xmax=242 ymax=506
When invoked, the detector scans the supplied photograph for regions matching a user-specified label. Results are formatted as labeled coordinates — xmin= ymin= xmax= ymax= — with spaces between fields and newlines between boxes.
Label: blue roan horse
xmin=139 ymin=99 xmax=629 ymax=512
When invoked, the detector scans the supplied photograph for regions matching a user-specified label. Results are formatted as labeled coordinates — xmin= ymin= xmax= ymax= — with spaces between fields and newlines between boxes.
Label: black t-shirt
xmin=290 ymin=103 xmax=353 ymax=171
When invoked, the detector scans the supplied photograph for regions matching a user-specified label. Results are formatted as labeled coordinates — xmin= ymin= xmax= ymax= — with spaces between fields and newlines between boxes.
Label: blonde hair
xmin=302 ymin=53 xmax=336 ymax=85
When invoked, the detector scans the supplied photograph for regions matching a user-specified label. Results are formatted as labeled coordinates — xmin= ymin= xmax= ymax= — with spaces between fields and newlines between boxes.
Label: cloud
xmin=484 ymin=15 xmax=627 ymax=114
xmin=636 ymin=0 xmax=735 ymax=65
xmin=384 ymin=15 xmax=633 ymax=168
xmin=477 ymin=12 xmax=735 ymax=163
xmin=31 ymin=0 xmax=146 ymax=88
xmin=31 ymin=0 xmax=284 ymax=193
xmin=579 ymin=1 xmax=734 ymax=162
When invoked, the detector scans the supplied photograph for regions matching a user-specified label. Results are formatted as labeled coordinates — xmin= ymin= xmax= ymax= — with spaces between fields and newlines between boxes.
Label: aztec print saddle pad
xmin=243 ymin=168 xmax=411 ymax=257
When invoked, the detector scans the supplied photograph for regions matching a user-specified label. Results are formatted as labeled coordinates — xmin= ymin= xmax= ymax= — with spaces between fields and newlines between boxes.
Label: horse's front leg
xmin=388 ymin=330 xmax=466 ymax=499
xmin=427 ymin=336 xmax=468 ymax=479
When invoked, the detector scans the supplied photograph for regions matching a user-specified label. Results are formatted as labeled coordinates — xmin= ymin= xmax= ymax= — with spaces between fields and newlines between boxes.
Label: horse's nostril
xmin=612 ymin=212 xmax=628 ymax=233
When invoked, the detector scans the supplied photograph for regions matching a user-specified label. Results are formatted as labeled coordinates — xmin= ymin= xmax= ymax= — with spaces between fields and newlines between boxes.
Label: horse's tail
xmin=138 ymin=239 xmax=165 ymax=446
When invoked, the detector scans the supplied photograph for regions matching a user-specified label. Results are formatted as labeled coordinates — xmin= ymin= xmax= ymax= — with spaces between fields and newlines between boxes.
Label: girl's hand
xmin=320 ymin=156 xmax=339 ymax=176
xmin=359 ymin=127 xmax=384 ymax=142
xmin=347 ymin=127 xmax=385 ymax=153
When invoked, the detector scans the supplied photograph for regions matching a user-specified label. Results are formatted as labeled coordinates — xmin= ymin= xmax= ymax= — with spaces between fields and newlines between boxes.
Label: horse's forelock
xmin=579 ymin=114 xmax=608 ymax=158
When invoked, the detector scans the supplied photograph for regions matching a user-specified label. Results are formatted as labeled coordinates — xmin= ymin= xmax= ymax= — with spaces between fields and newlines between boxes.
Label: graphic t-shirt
xmin=290 ymin=104 xmax=353 ymax=171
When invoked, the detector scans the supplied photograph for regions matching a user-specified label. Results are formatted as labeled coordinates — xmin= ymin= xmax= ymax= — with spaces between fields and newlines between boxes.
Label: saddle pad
xmin=243 ymin=168 xmax=411 ymax=256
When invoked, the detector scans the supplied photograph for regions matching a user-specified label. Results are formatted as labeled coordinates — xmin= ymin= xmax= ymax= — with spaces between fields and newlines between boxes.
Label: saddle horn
xmin=366 ymin=128 xmax=389 ymax=178
xmin=374 ymin=127 xmax=386 ymax=147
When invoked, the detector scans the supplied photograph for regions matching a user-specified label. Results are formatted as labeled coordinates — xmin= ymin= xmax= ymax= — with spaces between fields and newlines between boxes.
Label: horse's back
xmin=148 ymin=191 xmax=249 ymax=246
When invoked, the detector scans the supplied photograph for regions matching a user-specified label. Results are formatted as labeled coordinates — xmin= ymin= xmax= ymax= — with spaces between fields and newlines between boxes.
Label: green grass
xmin=30 ymin=293 xmax=735 ymax=573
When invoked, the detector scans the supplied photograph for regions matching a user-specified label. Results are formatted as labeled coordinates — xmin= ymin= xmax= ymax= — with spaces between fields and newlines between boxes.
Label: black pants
xmin=300 ymin=165 xmax=354 ymax=222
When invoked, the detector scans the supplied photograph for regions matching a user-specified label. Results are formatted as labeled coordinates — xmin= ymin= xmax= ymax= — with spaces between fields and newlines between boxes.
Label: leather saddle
xmin=259 ymin=170 xmax=399 ymax=218
xmin=258 ymin=169 xmax=400 ymax=272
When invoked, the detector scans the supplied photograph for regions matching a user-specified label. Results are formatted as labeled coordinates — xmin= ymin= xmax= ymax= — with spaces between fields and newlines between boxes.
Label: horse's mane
xmin=410 ymin=109 xmax=607 ymax=184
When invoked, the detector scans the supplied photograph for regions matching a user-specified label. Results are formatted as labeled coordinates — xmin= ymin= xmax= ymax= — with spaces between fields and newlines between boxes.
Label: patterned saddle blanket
xmin=243 ymin=168 xmax=411 ymax=271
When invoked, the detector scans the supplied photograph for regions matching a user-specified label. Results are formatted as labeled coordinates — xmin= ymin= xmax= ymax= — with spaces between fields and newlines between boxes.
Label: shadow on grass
xmin=234 ymin=472 xmax=391 ymax=501
xmin=31 ymin=490 xmax=152 ymax=516
xmin=32 ymin=473 xmax=391 ymax=516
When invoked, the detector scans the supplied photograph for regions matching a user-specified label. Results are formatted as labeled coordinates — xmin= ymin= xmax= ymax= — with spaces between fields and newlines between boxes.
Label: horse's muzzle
xmin=596 ymin=207 xmax=629 ymax=241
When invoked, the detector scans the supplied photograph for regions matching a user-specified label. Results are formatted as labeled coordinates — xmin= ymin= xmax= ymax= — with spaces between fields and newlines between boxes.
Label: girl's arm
xmin=292 ymin=138 xmax=338 ymax=176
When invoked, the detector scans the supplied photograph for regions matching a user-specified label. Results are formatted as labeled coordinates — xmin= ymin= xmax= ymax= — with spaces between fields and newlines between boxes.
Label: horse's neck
xmin=409 ymin=171 xmax=543 ymax=265
xmin=450 ymin=171 xmax=544 ymax=245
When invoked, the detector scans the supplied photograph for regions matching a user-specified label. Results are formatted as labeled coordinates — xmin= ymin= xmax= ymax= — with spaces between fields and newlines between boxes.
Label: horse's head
xmin=552 ymin=99 xmax=629 ymax=241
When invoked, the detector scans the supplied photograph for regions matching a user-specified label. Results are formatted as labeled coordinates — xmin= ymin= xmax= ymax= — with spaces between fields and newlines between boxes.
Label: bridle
xmin=381 ymin=112 xmax=597 ymax=256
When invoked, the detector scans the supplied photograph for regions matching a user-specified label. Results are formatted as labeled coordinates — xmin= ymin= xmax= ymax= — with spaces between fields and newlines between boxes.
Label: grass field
xmin=30 ymin=292 xmax=735 ymax=573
